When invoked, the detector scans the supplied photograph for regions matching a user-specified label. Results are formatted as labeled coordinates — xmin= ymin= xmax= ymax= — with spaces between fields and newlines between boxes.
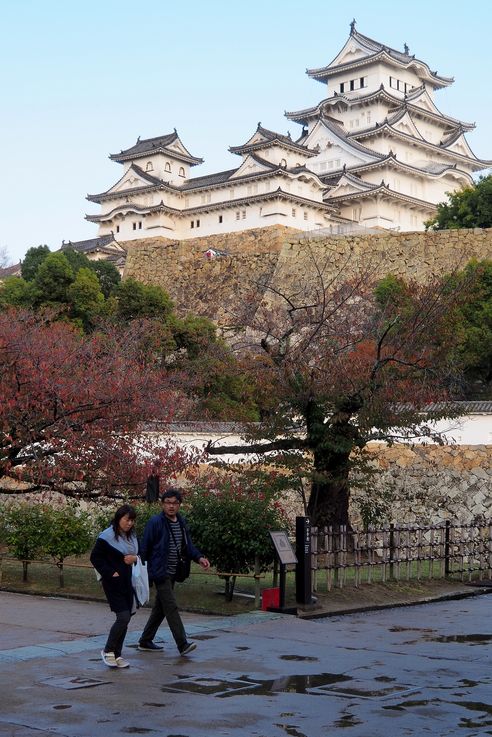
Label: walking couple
xmin=90 ymin=487 xmax=210 ymax=668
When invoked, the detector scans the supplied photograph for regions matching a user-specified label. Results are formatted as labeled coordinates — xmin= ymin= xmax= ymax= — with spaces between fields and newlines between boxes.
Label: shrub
xmin=185 ymin=469 xmax=290 ymax=600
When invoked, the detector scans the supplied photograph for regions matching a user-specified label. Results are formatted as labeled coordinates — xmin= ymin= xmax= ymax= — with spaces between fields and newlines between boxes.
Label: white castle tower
xmin=84 ymin=22 xmax=491 ymax=246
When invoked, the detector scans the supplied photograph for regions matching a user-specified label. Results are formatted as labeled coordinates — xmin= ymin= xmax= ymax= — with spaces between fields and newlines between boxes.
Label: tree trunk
xmin=305 ymin=399 xmax=362 ymax=529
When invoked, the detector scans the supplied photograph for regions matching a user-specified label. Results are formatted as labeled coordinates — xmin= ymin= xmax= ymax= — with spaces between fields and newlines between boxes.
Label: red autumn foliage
xmin=0 ymin=309 xmax=199 ymax=496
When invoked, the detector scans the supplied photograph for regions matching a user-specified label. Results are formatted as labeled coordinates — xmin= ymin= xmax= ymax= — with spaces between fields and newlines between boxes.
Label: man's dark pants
xmin=140 ymin=577 xmax=187 ymax=650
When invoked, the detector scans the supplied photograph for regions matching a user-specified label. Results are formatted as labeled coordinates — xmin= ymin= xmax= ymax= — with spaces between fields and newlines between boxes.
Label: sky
xmin=1 ymin=0 xmax=491 ymax=263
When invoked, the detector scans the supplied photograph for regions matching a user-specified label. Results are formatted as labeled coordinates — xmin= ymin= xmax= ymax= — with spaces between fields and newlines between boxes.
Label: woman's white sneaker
xmin=115 ymin=656 xmax=130 ymax=668
xmin=101 ymin=650 xmax=118 ymax=667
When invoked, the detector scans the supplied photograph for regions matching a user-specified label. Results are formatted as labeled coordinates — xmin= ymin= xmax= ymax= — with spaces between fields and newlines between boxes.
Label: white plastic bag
xmin=132 ymin=556 xmax=150 ymax=605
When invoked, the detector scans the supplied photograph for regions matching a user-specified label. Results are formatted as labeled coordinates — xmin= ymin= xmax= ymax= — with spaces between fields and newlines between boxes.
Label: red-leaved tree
xmin=0 ymin=309 xmax=199 ymax=497
xmin=206 ymin=248 xmax=471 ymax=528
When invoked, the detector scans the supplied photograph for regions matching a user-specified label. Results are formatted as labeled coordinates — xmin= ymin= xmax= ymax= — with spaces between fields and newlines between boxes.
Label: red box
xmin=261 ymin=587 xmax=280 ymax=610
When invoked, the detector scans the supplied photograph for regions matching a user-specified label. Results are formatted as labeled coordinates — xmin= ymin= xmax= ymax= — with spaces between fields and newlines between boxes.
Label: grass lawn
xmin=0 ymin=555 xmax=297 ymax=615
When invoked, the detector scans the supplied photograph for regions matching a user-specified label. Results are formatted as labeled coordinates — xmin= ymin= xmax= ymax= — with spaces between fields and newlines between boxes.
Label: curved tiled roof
xmin=327 ymin=181 xmax=437 ymax=211
xmin=61 ymin=234 xmax=122 ymax=253
xmin=307 ymin=26 xmax=453 ymax=88
xmin=110 ymin=131 xmax=203 ymax=166
xmin=230 ymin=124 xmax=313 ymax=156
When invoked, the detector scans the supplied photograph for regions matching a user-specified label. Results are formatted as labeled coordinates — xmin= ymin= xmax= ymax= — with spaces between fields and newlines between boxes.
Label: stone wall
xmin=123 ymin=226 xmax=492 ymax=324
xmin=350 ymin=443 xmax=492 ymax=526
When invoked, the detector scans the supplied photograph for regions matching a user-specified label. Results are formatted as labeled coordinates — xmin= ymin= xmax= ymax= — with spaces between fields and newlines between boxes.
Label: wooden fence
xmin=311 ymin=521 xmax=492 ymax=591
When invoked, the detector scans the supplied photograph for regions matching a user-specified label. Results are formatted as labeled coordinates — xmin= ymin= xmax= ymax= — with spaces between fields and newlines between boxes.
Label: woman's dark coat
xmin=90 ymin=537 xmax=135 ymax=613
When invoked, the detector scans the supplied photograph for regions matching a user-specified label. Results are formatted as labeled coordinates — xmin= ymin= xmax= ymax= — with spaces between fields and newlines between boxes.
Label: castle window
xmin=116 ymin=225 xmax=120 ymax=233
xmin=350 ymin=79 xmax=355 ymax=91
xmin=292 ymin=208 xmax=296 ymax=217
xmin=280 ymin=158 xmax=287 ymax=167
xmin=190 ymin=220 xmax=194 ymax=228
xmin=138 ymin=221 xmax=142 ymax=229
xmin=132 ymin=222 xmax=137 ymax=230
xmin=236 ymin=211 xmax=240 ymax=220
xmin=360 ymin=77 xmax=367 ymax=88
xmin=218 ymin=215 xmax=223 ymax=223
xmin=145 ymin=161 xmax=153 ymax=172
xmin=179 ymin=167 xmax=185 ymax=177
xmin=340 ymin=82 xmax=345 ymax=93
xmin=165 ymin=162 xmax=171 ymax=172
xmin=242 ymin=210 xmax=246 ymax=219
xmin=304 ymin=212 xmax=308 ymax=221
xmin=196 ymin=219 xmax=200 ymax=227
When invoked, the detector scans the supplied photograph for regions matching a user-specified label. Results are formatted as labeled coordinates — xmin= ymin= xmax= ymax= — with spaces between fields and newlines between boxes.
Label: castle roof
xmin=229 ymin=123 xmax=314 ymax=157
xmin=110 ymin=130 xmax=203 ymax=166
xmin=61 ymin=234 xmax=125 ymax=254
xmin=286 ymin=85 xmax=475 ymax=132
xmin=307 ymin=22 xmax=453 ymax=89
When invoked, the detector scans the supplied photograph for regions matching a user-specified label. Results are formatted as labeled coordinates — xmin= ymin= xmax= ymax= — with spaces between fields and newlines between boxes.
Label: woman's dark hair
xmin=111 ymin=504 xmax=137 ymax=539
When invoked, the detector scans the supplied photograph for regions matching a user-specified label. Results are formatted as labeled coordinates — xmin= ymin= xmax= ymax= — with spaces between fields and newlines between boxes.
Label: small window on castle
xmin=360 ymin=77 xmax=367 ymax=88
xmin=350 ymin=79 xmax=355 ymax=91
xmin=196 ymin=219 xmax=200 ymax=227
xmin=280 ymin=158 xmax=287 ymax=167
xmin=116 ymin=225 xmax=120 ymax=233
xmin=179 ymin=167 xmax=185 ymax=177
xmin=219 ymin=215 xmax=223 ymax=223
xmin=236 ymin=211 xmax=240 ymax=220
xmin=138 ymin=221 xmax=142 ymax=229
xmin=340 ymin=82 xmax=345 ymax=93
xmin=146 ymin=161 xmax=153 ymax=172
xmin=292 ymin=208 xmax=296 ymax=217
xmin=242 ymin=210 xmax=246 ymax=219
xmin=303 ymin=212 xmax=308 ymax=221
xmin=165 ymin=162 xmax=171 ymax=172
xmin=132 ymin=222 xmax=137 ymax=231
xmin=191 ymin=220 xmax=194 ymax=228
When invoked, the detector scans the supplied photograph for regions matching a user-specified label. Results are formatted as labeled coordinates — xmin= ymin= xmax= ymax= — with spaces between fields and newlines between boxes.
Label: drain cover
xmin=40 ymin=676 xmax=111 ymax=690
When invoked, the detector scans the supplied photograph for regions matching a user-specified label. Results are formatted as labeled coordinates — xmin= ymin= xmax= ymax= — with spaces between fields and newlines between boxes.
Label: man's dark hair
xmin=161 ymin=487 xmax=183 ymax=503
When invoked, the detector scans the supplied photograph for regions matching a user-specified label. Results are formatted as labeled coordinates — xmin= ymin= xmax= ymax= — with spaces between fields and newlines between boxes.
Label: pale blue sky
xmin=1 ymin=0 xmax=491 ymax=262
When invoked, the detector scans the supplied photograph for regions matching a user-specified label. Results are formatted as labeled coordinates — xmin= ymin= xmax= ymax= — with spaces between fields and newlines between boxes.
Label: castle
xmin=84 ymin=21 xmax=490 ymax=248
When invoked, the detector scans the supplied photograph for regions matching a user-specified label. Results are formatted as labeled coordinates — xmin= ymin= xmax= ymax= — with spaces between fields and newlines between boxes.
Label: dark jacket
xmin=90 ymin=537 xmax=136 ymax=613
xmin=140 ymin=512 xmax=203 ymax=584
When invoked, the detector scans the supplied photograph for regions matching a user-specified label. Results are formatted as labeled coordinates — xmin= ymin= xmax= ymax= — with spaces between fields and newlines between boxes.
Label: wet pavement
xmin=0 ymin=590 xmax=491 ymax=736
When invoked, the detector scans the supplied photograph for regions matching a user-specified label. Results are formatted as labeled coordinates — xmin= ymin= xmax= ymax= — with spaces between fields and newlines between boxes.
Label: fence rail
xmin=311 ymin=521 xmax=492 ymax=591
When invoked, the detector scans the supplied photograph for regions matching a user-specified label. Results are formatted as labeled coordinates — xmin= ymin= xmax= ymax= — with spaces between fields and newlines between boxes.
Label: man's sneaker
xmin=138 ymin=640 xmax=164 ymax=652
xmin=115 ymin=656 xmax=130 ymax=668
xmin=179 ymin=641 xmax=197 ymax=656
xmin=101 ymin=650 xmax=118 ymax=668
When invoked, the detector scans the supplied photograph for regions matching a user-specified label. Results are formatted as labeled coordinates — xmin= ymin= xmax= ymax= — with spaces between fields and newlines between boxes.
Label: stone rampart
xmin=123 ymin=226 xmax=492 ymax=324
xmin=351 ymin=443 xmax=492 ymax=526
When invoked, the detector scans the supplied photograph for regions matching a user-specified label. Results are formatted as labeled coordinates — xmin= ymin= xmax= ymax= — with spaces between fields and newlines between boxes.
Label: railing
xmin=311 ymin=521 xmax=492 ymax=591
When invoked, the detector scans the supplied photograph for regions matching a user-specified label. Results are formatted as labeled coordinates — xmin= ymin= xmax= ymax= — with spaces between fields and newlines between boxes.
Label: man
xmin=138 ymin=487 xmax=210 ymax=655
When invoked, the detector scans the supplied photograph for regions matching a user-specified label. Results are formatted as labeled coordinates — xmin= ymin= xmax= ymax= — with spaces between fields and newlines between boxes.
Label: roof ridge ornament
xmin=404 ymin=43 xmax=409 ymax=55
xmin=350 ymin=18 xmax=356 ymax=34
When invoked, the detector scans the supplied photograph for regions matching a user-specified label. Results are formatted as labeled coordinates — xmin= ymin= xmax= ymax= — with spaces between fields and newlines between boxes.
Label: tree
xmin=115 ymin=278 xmax=174 ymax=321
xmin=426 ymin=174 xmax=492 ymax=230
xmin=20 ymin=245 xmax=50 ymax=281
xmin=31 ymin=252 xmax=74 ymax=307
xmin=1 ymin=503 xmax=49 ymax=581
xmin=205 ymin=247 xmax=470 ymax=529
xmin=186 ymin=469 xmax=289 ymax=600
xmin=68 ymin=267 xmax=106 ymax=331
xmin=90 ymin=260 xmax=121 ymax=298
xmin=0 ymin=309 xmax=199 ymax=496
xmin=42 ymin=504 xmax=95 ymax=587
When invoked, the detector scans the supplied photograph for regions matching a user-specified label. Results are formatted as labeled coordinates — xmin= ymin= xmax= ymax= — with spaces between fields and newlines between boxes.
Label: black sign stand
xmin=295 ymin=516 xmax=313 ymax=606
xmin=267 ymin=531 xmax=298 ymax=615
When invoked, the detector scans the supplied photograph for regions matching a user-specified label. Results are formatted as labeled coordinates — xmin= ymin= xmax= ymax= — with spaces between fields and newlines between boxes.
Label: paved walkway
xmin=0 ymin=590 xmax=491 ymax=737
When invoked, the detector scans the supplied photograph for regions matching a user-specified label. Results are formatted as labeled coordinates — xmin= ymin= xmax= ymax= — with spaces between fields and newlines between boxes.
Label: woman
xmin=90 ymin=504 xmax=139 ymax=668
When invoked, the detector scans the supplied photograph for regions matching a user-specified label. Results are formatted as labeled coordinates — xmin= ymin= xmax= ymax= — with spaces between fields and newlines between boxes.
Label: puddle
xmin=192 ymin=634 xmax=217 ymax=641
xmin=426 ymin=633 xmax=492 ymax=645
xmin=162 ymin=672 xmax=352 ymax=698
xmin=333 ymin=714 xmax=363 ymax=728
xmin=53 ymin=704 xmax=72 ymax=710
xmin=275 ymin=724 xmax=308 ymax=737
xmin=235 ymin=646 xmax=250 ymax=651
xmin=280 ymin=655 xmax=318 ymax=662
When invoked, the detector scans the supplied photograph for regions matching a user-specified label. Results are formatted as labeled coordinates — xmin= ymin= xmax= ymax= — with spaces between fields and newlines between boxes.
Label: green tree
xmin=186 ymin=470 xmax=289 ymax=600
xmin=1 ymin=504 xmax=49 ymax=581
xmin=68 ymin=267 xmax=106 ymax=331
xmin=61 ymin=248 xmax=92 ymax=275
xmin=21 ymin=245 xmax=50 ymax=281
xmin=90 ymin=260 xmax=121 ymax=298
xmin=426 ymin=175 xmax=492 ymax=230
xmin=0 ymin=276 xmax=34 ymax=309
xmin=43 ymin=505 xmax=95 ymax=587
xmin=115 ymin=278 xmax=174 ymax=321
xmin=32 ymin=252 xmax=74 ymax=307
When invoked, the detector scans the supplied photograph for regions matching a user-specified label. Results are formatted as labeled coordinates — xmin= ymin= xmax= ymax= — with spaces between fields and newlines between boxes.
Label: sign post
xmin=267 ymin=531 xmax=298 ymax=614
xmin=295 ymin=516 xmax=313 ymax=606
